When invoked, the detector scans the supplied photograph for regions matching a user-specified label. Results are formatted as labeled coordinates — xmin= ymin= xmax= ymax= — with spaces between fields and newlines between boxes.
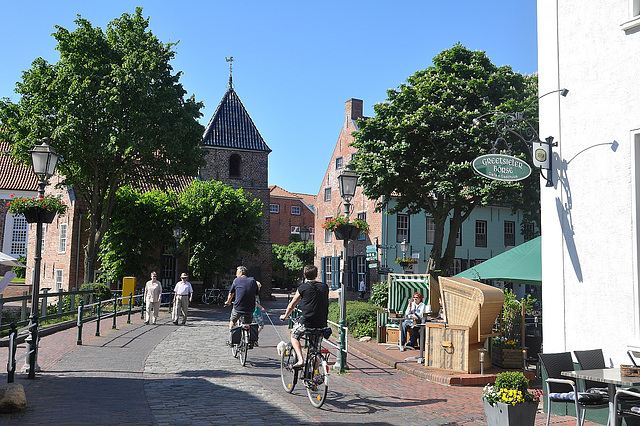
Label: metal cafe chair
xmin=539 ymin=352 xmax=610 ymax=426
xmin=614 ymin=388 xmax=640 ymax=425
xmin=574 ymin=349 xmax=609 ymax=394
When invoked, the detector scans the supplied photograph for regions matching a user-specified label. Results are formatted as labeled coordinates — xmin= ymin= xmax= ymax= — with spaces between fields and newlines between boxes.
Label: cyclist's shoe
xmin=226 ymin=341 xmax=233 ymax=347
xmin=292 ymin=360 xmax=304 ymax=369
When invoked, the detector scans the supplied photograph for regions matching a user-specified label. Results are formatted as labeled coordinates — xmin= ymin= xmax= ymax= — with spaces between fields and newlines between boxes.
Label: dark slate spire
xmin=202 ymin=86 xmax=272 ymax=152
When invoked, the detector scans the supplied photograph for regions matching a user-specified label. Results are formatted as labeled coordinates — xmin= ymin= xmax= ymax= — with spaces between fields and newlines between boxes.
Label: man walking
xmin=144 ymin=271 xmax=162 ymax=325
xmin=280 ymin=265 xmax=329 ymax=368
xmin=172 ymin=273 xmax=193 ymax=325
xmin=225 ymin=265 xmax=258 ymax=344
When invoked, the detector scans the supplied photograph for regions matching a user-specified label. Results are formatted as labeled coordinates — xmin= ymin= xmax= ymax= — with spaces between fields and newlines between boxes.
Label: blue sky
xmin=0 ymin=1 xmax=538 ymax=196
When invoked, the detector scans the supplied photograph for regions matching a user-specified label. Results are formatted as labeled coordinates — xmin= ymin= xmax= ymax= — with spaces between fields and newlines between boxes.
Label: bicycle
xmin=280 ymin=327 xmax=331 ymax=408
xmin=202 ymin=288 xmax=228 ymax=305
xmin=230 ymin=316 xmax=256 ymax=366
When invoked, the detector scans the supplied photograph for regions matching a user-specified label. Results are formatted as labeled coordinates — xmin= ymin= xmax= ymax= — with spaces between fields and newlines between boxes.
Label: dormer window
xmin=229 ymin=154 xmax=241 ymax=178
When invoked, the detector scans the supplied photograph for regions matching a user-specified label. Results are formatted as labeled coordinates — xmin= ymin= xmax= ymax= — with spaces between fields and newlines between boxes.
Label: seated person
xmin=400 ymin=292 xmax=426 ymax=350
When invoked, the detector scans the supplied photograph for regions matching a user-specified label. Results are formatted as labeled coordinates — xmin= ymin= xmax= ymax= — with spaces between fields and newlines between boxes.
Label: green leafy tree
xmin=272 ymin=241 xmax=314 ymax=287
xmin=178 ymin=180 xmax=263 ymax=281
xmin=0 ymin=8 xmax=205 ymax=284
xmin=98 ymin=187 xmax=179 ymax=283
xmin=351 ymin=44 xmax=538 ymax=276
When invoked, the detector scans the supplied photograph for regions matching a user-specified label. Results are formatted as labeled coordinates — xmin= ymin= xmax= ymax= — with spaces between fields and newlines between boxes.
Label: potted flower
xmin=492 ymin=290 xmax=536 ymax=368
xmin=322 ymin=215 xmax=369 ymax=240
xmin=395 ymin=257 xmax=418 ymax=267
xmin=482 ymin=371 xmax=541 ymax=426
xmin=7 ymin=194 xmax=68 ymax=224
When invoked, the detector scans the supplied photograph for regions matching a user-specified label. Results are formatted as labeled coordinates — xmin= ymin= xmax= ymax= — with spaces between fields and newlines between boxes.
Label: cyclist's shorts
xmin=230 ymin=309 xmax=252 ymax=325
xmin=291 ymin=320 xmax=307 ymax=340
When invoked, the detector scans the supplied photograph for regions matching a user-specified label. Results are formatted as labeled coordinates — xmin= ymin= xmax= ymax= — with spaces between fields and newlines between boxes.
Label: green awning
xmin=454 ymin=236 xmax=541 ymax=285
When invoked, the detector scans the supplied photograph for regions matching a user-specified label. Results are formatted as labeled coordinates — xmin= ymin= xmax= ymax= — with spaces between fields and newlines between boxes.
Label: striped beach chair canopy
xmin=387 ymin=273 xmax=430 ymax=314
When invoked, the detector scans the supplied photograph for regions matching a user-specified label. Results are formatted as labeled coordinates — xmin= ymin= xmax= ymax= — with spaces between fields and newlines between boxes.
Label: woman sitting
xmin=400 ymin=292 xmax=426 ymax=350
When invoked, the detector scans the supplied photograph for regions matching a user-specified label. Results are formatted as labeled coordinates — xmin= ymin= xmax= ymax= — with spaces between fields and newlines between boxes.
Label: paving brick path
xmin=0 ymin=294 xmax=595 ymax=425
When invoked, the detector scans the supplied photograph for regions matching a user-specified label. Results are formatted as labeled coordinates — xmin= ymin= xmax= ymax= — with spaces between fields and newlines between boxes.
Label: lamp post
xmin=299 ymin=225 xmax=310 ymax=265
xmin=399 ymin=238 xmax=411 ymax=273
xmin=172 ymin=224 xmax=183 ymax=285
xmin=336 ymin=165 xmax=359 ymax=372
xmin=24 ymin=138 xmax=59 ymax=378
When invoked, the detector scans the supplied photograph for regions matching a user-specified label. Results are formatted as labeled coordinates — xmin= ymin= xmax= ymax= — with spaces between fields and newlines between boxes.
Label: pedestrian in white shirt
xmin=144 ymin=271 xmax=163 ymax=325
xmin=172 ymin=273 xmax=193 ymax=325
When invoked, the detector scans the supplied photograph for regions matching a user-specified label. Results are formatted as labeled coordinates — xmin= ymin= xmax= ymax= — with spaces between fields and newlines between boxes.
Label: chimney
xmin=345 ymin=98 xmax=363 ymax=121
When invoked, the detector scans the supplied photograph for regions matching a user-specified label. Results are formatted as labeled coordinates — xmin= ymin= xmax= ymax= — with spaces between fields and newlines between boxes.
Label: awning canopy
xmin=454 ymin=236 xmax=541 ymax=285
xmin=0 ymin=252 xmax=24 ymax=268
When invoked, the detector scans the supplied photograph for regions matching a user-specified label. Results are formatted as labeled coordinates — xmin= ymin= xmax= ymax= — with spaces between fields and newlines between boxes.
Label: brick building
xmin=269 ymin=185 xmax=315 ymax=246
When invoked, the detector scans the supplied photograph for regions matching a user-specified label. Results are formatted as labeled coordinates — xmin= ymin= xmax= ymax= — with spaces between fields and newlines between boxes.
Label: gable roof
xmin=0 ymin=142 xmax=38 ymax=192
xmin=269 ymin=185 xmax=316 ymax=212
xmin=202 ymin=86 xmax=272 ymax=152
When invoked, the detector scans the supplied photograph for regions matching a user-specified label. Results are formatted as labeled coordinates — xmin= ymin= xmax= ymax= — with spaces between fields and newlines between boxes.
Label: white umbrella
xmin=0 ymin=252 xmax=24 ymax=268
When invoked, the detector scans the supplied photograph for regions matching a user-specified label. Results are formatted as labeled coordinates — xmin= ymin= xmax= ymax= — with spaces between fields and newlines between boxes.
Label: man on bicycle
xmin=225 ymin=265 xmax=258 ymax=344
xmin=280 ymin=265 xmax=329 ymax=368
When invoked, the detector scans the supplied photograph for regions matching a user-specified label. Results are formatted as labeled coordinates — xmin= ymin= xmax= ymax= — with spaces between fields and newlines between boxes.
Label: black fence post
xmin=7 ymin=323 xmax=17 ymax=383
xmin=112 ymin=294 xmax=117 ymax=329
xmin=127 ymin=292 xmax=133 ymax=324
xmin=77 ymin=300 xmax=84 ymax=345
xmin=95 ymin=296 xmax=101 ymax=337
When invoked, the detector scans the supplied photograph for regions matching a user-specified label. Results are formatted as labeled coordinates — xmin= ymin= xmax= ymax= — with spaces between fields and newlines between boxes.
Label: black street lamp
xmin=172 ymin=224 xmax=183 ymax=285
xmin=300 ymin=225 xmax=310 ymax=264
xmin=24 ymin=138 xmax=59 ymax=378
xmin=336 ymin=165 xmax=359 ymax=372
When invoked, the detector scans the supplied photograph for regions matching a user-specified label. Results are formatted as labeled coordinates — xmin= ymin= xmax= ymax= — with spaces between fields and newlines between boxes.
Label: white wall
xmin=538 ymin=0 xmax=640 ymax=364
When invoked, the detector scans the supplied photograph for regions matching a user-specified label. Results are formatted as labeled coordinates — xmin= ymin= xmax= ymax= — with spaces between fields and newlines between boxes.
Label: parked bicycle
xmin=230 ymin=316 xmax=257 ymax=366
xmin=280 ymin=327 xmax=331 ymax=408
xmin=201 ymin=288 xmax=227 ymax=305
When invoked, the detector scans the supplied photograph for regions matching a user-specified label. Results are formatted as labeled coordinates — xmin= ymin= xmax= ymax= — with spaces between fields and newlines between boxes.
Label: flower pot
xmin=22 ymin=207 xmax=57 ymax=224
xmin=483 ymin=399 xmax=537 ymax=426
xmin=334 ymin=224 xmax=361 ymax=240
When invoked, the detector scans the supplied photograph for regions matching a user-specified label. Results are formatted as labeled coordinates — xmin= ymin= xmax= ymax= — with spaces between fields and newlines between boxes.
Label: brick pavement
xmin=0 ymin=294 xmax=598 ymax=425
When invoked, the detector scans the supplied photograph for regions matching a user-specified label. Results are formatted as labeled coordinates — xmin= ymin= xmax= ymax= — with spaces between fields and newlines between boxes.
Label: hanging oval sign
xmin=472 ymin=154 xmax=532 ymax=182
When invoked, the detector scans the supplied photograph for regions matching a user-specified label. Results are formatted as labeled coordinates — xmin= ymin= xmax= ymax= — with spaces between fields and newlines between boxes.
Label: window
xmin=291 ymin=206 xmax=301 ymax=215
xmin=324 ymin=257 xmax=332 ymax=288
xmin=55 ymin=269 xmax=63 ymax=292
xmin=524 ymin=222 xmax=535 ymax=241
xmin=324 ymin=187 xmax=331 ymax=202
xmin=357 ymin=257 xmax=367 ymax=287
xmin=396 ymin=214 xmax=409 ymax=243
xmin=447 ymin=259 xmax=462 ymax=276
xmin=357 ymin=212 xmax=367 ymax=241
xmin=229 ymin=154 xmax=241 ymax=177
xmin=58 ymin=223 xmax=68 ymax=253
xmin=335 ymin=157 xmax=343 ymax=170
xmin=622 ymin=1 xmax=640 ymax=31
xmin=324 ymin=217 xmax=333 ymax=243
xmin=9 ymin=214 xmax=27 ymax=256
xmin=270 ymin=204 xmax=280 ymax=213
xmin=290 ymin=226 xmax=300 ymax=234
xmin=475 ymin=220 xmax=487 ymax=247
xmin=426 ymin=217 xmax=435 ymax=244
xmin=504 ymin=221 xmax=515 ymax=247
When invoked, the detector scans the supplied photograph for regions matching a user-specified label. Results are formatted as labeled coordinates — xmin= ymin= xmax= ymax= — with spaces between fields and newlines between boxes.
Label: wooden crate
xmin=383 ymin=327 xmax=411 ymax=345
xmin=492 ymin=347 xmax=525 ymax=369
xmin=423 ymin=322 xmax=483 ymax=373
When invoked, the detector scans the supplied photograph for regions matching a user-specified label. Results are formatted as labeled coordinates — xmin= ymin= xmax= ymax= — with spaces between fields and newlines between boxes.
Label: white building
xmin=538 ymin=1 xmax=640 ymax=364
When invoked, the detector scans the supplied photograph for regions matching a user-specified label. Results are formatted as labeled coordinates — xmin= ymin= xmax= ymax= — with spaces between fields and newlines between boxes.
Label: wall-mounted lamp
xmin=473 ymin=88 xmax=569 ymax=187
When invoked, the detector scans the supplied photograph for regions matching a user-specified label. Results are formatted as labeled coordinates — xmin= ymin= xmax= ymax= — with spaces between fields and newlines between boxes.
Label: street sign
xmin=377 ymin=267 xmax=393 ymax=274
xmin=366 ymin=245 xmax=377 ymax=253
xmin=368 ymin=262 xmax=378 ymax=268
xmin=472 ymin=154 xmax=532 ymax=182
xmin=366 ymin=252 xmax=377 ymax=261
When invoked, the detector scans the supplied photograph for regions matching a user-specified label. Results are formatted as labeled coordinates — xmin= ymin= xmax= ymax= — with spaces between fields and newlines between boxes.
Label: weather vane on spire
xmin=225 ymin=56 xmax=234 ymax=87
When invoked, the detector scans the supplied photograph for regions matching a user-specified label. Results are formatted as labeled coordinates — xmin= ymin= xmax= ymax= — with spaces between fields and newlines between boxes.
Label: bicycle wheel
xmin=305 ymin=353 xmax=328 ymax=408
xmin=280 ymin=343 xmax=298 ymax=393
xmin=239 ymin=330 xmax=248 ymax=366
xmin=231 ymin=341 xmax=238 ymax=358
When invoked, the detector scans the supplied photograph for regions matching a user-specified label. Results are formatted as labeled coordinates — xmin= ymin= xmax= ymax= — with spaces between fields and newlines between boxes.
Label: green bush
xmin=494 ymin=371 xmax=530 ymax=395
xmin=369 ymin=281 xmax=388 ymax=308
xmin=328 ymin=300 xmax=380 ymax=338
xmin=80 ymin=283 xmax=112 ymax=301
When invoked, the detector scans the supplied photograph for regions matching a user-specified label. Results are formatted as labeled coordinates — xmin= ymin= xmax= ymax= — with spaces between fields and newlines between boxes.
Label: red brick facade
xmin=314 ymin=99 xmax=383 ymax=291
xmin=269 ymin=185 xmax=315 ymax=246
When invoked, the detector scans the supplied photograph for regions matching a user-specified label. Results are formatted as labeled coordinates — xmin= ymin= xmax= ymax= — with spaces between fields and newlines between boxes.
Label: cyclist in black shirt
xmin=280 ymin=265 xmax=329 ymax=368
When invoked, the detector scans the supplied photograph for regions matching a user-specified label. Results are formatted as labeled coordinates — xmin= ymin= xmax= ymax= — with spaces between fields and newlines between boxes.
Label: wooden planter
xmin=22 ymin=207 xmax=57 ymax=224
xmin=333 ymin=224 xmax=361 ymax=240
xmin=483 ymin=399 xmax=536 ymax=426
xmin=492 ymin=346 xmax=525 ymax=369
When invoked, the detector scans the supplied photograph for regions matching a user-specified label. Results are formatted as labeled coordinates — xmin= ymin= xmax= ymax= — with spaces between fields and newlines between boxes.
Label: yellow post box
xmin=122 ymin=277 xmax=136 ymax=305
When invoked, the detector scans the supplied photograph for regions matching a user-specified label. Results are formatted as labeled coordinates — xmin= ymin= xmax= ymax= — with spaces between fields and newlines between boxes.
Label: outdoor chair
xmin=614 ymin=388 xmax=640 ymax=426
xmin=574 ymin=349 xmax=609 ymax=394
xmin=539 ymin=352 xmax=610 ymax=426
